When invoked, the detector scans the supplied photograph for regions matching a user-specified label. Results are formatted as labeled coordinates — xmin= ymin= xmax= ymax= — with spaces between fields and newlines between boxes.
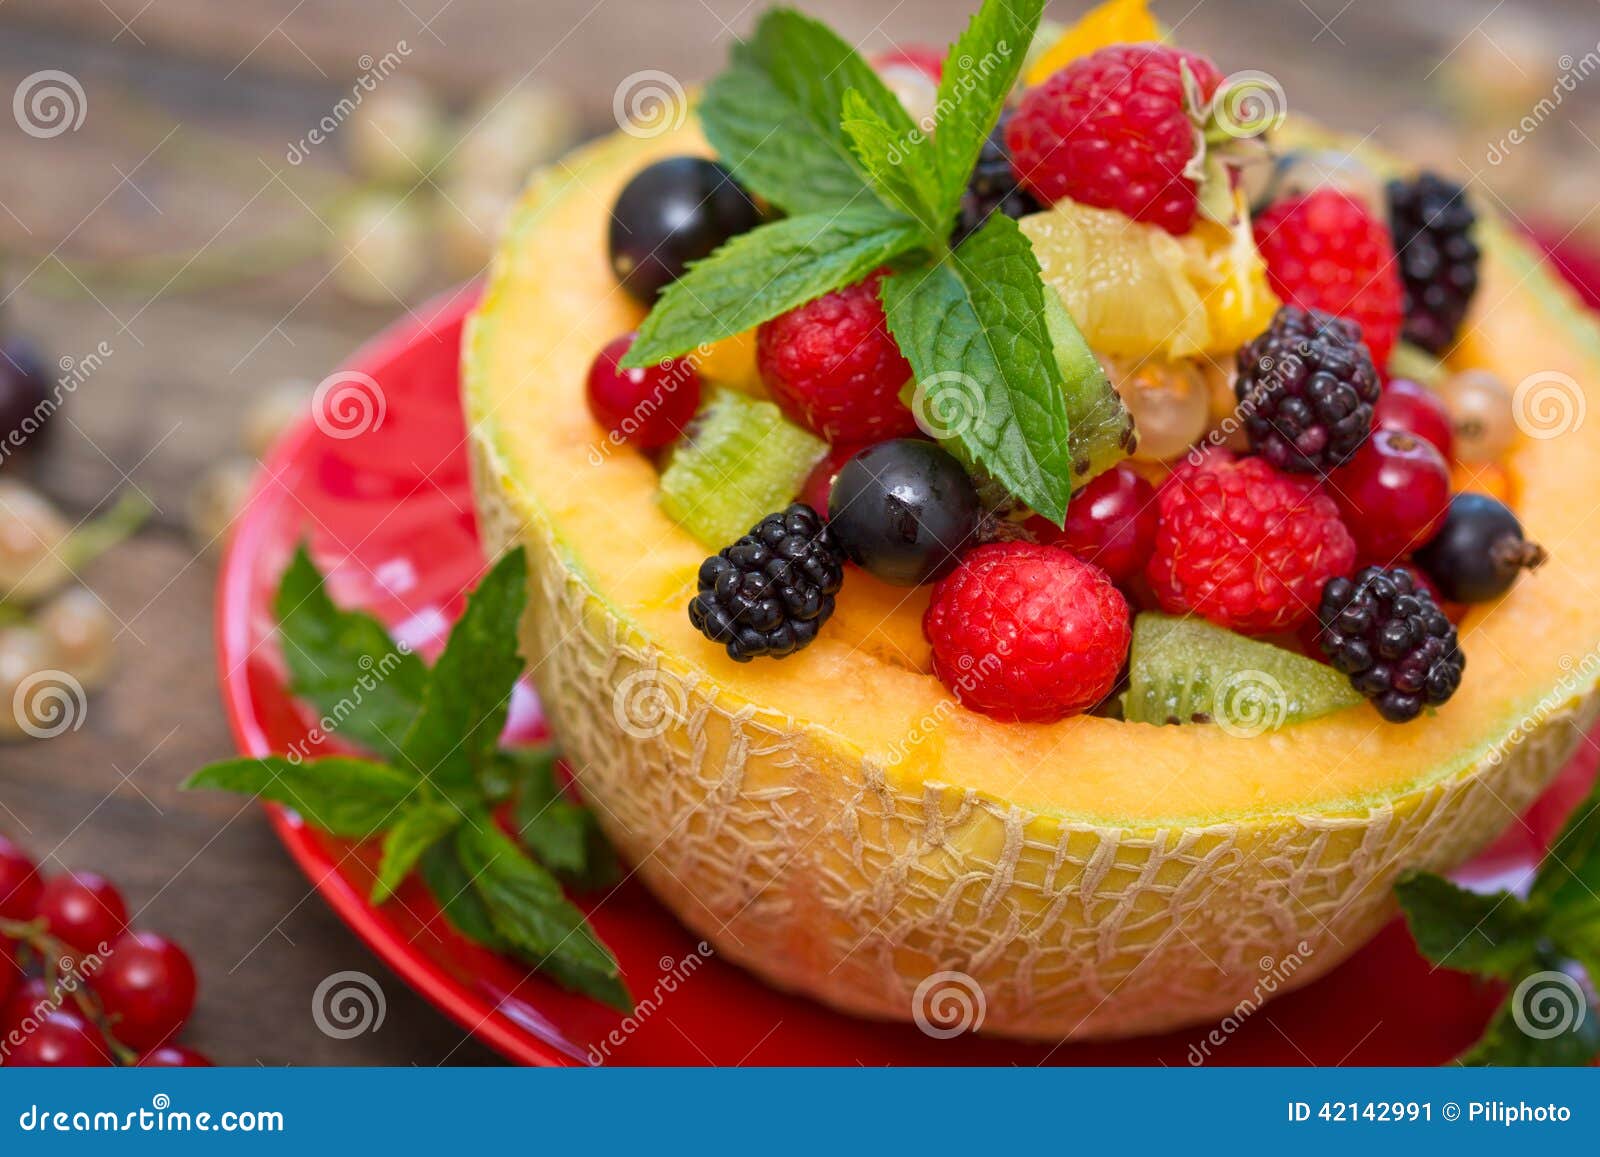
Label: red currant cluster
xmin=0 ymin=834 xmax=207 ymax=1067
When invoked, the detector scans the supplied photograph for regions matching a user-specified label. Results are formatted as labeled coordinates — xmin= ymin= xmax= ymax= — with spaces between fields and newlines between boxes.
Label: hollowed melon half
xmin=463 ymin=121 xmax=1600 ymax=1039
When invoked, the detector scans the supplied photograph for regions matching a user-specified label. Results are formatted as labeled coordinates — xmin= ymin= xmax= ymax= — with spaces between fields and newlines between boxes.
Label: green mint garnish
xmin=840 ymin=89 xmax=944 ymax=241
xmin=187 ymin=545 xmax=631 ymax=1012
xmin=882 ymin=214 xmax=1073 ymax=523
xmin=624 ymin=0 xmax=1079 ymax=524
xmin=274 ymin=547 xmax=429 ymax=763
xmin=928 ymin=0 xmax=1041 ymax=219
xmin=1396 ymin=775 xmax=1600 ymax=1065
xmin=625 ymin=205 xmax=926 ymax=364
xmin=701 ymin=8 xmax=918 ymax=215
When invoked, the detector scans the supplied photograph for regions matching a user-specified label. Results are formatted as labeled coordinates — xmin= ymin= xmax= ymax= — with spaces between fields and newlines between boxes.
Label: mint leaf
xmin=418 ymin=843 xmax=507 ymax=950
xmin=622 ymin=206 xmax=926 ymax=366
xmin=700 ymin=56 xmax=871 ymax=214
xmin=1531 ymin=789 xmax=1600 ymax=915
xmin=1395 ymin=871 xmax=1543 ymax=980
xmin=840 ymin=89 xmax=942 ymax=239
xmin=274 ymin=546 xmax=427 ymax=763
xmin=398 ymin=548 xmax=528 ymax=802
xmin=503 ymin=747 xmax=620 ymax=890
xmin=1459 ymin=965 xmax=1600 ymax=1067
xmin=373 ymin=800 xmax=461 ymax=903
xmin=186 ymin=756 xmax=418 ymax=839
xmin=930 ymin=0 xmax=1042 ymax=219
xmin=456 ymin=822 xmax=631 ymax=1011
xmin=882 ymin=214 xmax=1074 ymax=523
xmin=699 ymin=8 xmax=919 ymax=217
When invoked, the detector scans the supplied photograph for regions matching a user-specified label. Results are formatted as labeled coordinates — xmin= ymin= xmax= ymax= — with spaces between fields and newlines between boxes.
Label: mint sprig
xmin=1397 ymin=776 xmax=1600 ymax=1065
xmin=187 ymin=545 xmax=632 ymax=1012
xmin=623 ymin=0 xmax=1079 ymax=524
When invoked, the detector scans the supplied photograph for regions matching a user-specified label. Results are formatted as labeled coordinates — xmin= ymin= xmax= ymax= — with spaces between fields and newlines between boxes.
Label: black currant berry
xmin=1413 ymin=493 xmax=1545 ymax=604
xmin=827 ymin=440 xmax=982 ymax=586
xmin=0 ymin=341 xmax=53 ymax=470
xmin=608 ymin=157 xmax=761 ymax=304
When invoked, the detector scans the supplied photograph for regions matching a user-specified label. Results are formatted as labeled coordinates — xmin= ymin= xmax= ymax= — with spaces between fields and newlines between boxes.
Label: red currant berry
xmin=0 ymin=948 xmax=15 ymax=1010
xmin=1373 ymin=378 xmax=1454 ymax=460
xmin=1329 ymin=429 xmax=1451 ymax=561
xmin=1034 ymin=464 xmax=1159 ymax=584
xmin=800 ymin=442 xmax=866 ymax=517
xmin=35 ymin=871 xmax=128 ymax=956
xmin=137 ymin=1043 xmax=213 ymax=1067
xmin=0 ymin=835 xmax=41 ymax=921
xmin=584 ymin=333 xmax=702 ymax=450
xmin=3 ymin=1009 xmax=112 ymax=1066
xmin=92 ymin=931 xmax=197 ymax=1051
xmin=2 ymin=977 xmax=55 ymax=1036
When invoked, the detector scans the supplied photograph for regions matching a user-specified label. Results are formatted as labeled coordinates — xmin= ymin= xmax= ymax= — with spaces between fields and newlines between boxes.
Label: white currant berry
xmin=1111 ymin=359 xmax=1212 ymax=463
xmin=37 ymin=586 xmax=116 ymax=691
xmin=0 ymin=481 xmax=70 ymax=602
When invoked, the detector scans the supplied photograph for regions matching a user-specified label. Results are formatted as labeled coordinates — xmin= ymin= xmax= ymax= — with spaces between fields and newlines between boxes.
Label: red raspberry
xmin=1146 ymin=456 xmax=1356 ymax=634
xmin=1254 ymin=190 xmax=1404 ymax=370
xmin=756 ymin=271 xmax=919 ymax=443
xmin=923 ymin=543 xmax=1131 ymax=722
xmin=1006 ymin=44 xmax=1224 ymax=235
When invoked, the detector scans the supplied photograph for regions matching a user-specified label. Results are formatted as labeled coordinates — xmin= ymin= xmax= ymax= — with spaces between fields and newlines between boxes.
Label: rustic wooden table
xmin=0 ymin=0 xmax=1594 ymax=1066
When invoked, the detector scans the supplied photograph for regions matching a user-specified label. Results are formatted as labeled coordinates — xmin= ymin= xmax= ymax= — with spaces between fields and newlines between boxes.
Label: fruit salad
xmin=586 ymin=0 xmax=1537 ymax=731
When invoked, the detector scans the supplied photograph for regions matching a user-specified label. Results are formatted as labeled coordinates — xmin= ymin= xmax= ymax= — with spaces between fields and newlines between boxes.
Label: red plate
xmin=217 ymin=283 xmax=1598 ymax=1067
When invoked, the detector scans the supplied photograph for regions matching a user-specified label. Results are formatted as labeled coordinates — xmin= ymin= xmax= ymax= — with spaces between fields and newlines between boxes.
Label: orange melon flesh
xmin=464 ymin=120 xmax=1600 ymax=1038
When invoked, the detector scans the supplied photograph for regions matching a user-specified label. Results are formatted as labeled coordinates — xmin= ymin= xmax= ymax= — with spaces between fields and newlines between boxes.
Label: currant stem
xmin=0 ymin=915 xmax=140 ymax=1066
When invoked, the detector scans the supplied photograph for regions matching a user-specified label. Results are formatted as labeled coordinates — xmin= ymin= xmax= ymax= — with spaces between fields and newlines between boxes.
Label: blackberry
xmin=952 ymin=113 xmax=1041 ymax=246
xmin=688 ymin=503 xmax=844 ymax=661
xmin=1316 ymin=566 xmax=1465 ymax=723
xmin=1235 ymin=305 xmax=1381 ymax=474
xmin=1387 ymin=173 xmax=1480 ymax=355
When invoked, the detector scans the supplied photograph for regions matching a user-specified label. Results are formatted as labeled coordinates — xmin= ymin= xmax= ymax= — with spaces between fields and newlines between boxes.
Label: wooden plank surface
xmin=0 ymin=0 xmax=1595 ymax=1066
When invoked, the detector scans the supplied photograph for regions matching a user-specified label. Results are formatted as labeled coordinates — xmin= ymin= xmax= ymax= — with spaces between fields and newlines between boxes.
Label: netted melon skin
xmin=469 ymin=431 xmax=1595 ymax=1040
